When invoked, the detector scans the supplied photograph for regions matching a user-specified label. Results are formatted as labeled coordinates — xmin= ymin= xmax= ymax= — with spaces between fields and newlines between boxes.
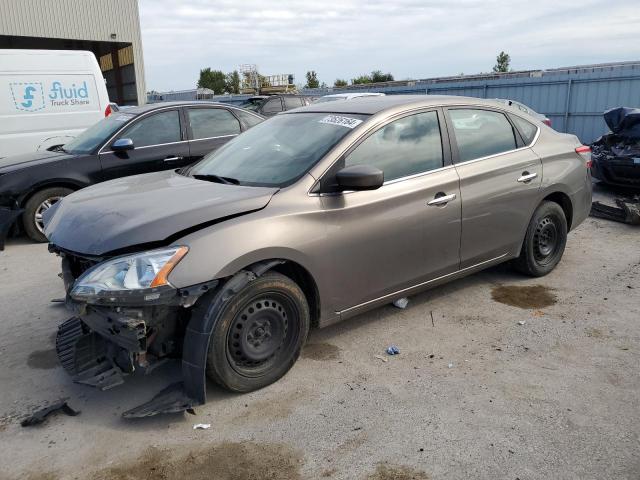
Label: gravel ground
xmin=0 ymin=184 xmax=638 ymax=480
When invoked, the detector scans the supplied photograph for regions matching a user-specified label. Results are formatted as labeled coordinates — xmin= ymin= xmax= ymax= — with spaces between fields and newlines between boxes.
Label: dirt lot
xmin=0 ymin=185 xmax=638 ymax=480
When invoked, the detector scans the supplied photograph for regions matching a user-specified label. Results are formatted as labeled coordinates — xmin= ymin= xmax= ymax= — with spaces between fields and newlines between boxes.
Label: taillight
xmin=575 ymin=145 xmax=592 ymax=168
xmin=543 ymin=118 xmax=552 ymax=127
xmin=105 ymin=104 xmax=112 ymax=117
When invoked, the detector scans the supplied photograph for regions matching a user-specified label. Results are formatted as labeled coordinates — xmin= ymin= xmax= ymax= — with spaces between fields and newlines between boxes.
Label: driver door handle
xmin=427 ymin=193 xmax=457 ymax=206
xmin=163 ymin=156 xmax=183 ymax=162
xmin=517 ymin=172 xmax=538 ymax=183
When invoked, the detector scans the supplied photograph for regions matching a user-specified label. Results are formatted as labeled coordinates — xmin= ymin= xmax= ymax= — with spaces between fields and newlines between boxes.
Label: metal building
xmin=0 ymin=0 xmax=146 ymax=105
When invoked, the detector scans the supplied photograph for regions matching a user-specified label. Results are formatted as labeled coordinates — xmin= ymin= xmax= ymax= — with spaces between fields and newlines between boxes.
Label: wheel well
xmin=543 ymin=192 xmax=573 ymax=229
xmin=271 ymin=261 xmax=321 ymax=329
xmin=20 ymin=182 xmax=80 ymax=207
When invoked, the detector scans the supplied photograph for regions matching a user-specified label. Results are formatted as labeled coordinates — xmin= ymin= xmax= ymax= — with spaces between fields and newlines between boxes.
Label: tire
xmin=22 ymin=187 xmax=73 ymax=242
xmin=514 ymin=201 xmax=568 ymax=277
xmin=198 ymin=271 xmax=310 ymax=393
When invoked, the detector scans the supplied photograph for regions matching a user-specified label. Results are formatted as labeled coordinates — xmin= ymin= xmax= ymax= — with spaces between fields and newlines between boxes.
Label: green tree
xmin=197 ymin=68 xmax=227 ymax=94
xmin=493 ymin=51 xmax=511 ymax=73
xmin=370 ymin=70 xmax=394 ymax=82
xmin=334 ymin=79 xmax=348 ymax=87
xmin=352 ymin=74 xmax=372 ymax=85
xmin=305 ymin=70 xmax=320 ymax=89
xmin=225 ymin=70 xmax=241 ymax=94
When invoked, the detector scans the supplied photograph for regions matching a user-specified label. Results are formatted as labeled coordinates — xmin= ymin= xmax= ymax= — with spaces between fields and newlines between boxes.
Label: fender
xmin=122 ymin=259 xmax=283 ymax=418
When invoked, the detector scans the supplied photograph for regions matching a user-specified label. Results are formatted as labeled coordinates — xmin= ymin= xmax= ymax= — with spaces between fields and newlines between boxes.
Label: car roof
xmin=287 ymin=94 xmax=515 ymax=116
xmin=123 ymin=101 xmax=242 ymax=115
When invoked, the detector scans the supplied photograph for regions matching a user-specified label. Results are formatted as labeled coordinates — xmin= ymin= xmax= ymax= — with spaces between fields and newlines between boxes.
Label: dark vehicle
xmin=0 ymin=101 xmax=264 ymax=244
xmin=591 ymin=107 xmax=640 ymax=188
xmin=239 ymin=95 xmax=316 ymax=116
xmin=44 ymin=95 xmax=591 ymax=417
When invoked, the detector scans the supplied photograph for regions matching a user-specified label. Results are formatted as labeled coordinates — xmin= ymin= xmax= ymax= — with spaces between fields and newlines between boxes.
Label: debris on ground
xmin=448 ymin=363 xmax=454 ymax=368
xmin=386 ymin=345 xmax=400 ymax=355
xmin=591 ymin=107 xmax=640 ymax=189
xmin=518 ymin=320 xmax=527 ymax=326
xmin=392 ymin=297 xmax=409 ymax=309
xmin=193 ymin=423 xmax=211 ymax=430
xmin=591 ymin=196 xmax=640 ymax=225
xmin=374 ymin=355 xmax=389 ymax=363
xmin=21 ymin=399 xmax=80 ymax=427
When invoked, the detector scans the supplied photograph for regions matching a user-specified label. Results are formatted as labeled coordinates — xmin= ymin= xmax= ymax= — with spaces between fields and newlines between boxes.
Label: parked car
xmin=239 ymin=94 xmax=316 ymax=116
xmin=494 ymin=99 xmax=552 ymax=127
xmin=0 ymin=49 xmax=112 ymax=158
xmin=44 ymin=95 xmax=592 ymax=417
xmin=313 ymin=92 xmax=385 ymax=103
xmin=0 ymin=101 xmax=264 ymax=244
xmin=591 ymin=107 xmax=640 ymax=188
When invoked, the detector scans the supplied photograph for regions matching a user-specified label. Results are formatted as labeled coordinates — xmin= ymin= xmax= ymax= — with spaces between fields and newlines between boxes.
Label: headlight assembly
xmin=71 ymin=246 xmax=188 ymax=298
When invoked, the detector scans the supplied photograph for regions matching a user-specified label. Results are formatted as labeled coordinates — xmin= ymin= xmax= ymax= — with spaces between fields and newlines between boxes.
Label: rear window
xmin=234 ymin=109 xmax=264 ymax=128
xmin=510 ymin=114 xmax=538 ymax=145
xmin=449 ymin=109 xmax=517 ymax=162
xmin=187 ymin=108 xmax=240 ymax=139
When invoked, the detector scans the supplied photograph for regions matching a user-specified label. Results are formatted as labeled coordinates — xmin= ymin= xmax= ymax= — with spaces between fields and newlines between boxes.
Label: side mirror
xmin=112 ymin=138 xmax=134 ymax=151
xmin=335 ymin=164 xmax=384 ymax=191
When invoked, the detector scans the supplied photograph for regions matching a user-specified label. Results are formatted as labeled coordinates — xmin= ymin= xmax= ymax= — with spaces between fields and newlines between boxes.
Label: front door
xmin=320 ymin=109 xmax=462 ymax=312
xmin=185 ymin=106 xmax=241 ymax=163
xmin=446 ymin=107 xmax=542 ymax=268
xmin=98 ymin=108 xmax=189 ymax=181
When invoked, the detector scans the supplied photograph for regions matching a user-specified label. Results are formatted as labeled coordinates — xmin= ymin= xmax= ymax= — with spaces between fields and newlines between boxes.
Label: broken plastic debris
xmin=21 ymin=399 xmax=80 ymax=427
xmin=448 ymin=363 xmax=454 ymax=368
xmin=374 ymin=355 xmax=389 ymax=363
xmin=518 ymin=320 xmax=526 ymax=326
xmin=193 ymin=423 xmax=211 ymax=430
xmin=392 ymin=297 xmax=409 ymax=309
xmin=386 ymin=345 xmax=400 ymax=355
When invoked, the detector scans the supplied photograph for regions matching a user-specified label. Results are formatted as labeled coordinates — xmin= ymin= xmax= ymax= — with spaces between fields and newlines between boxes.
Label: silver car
xmin=44 ymin=95 xmax=592 ymax=416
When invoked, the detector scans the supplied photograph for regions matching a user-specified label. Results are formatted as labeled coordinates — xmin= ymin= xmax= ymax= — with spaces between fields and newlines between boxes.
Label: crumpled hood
xmin=45 ymin=170 xmax=278 ymax=256
xmin=0 ymin=150 xmax=73 ymax=172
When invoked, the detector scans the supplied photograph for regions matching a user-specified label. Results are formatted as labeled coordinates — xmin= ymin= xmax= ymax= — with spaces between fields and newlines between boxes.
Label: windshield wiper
xmin=192 ymin=174 xmax=240 ymax=185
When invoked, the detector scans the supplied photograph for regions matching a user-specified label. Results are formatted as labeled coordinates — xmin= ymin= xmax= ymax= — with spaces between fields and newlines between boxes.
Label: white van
xmin=0 ymin=49 xmax=111 ymax=158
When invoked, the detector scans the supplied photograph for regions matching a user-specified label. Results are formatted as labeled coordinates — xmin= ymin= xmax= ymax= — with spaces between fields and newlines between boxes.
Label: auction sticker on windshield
xmin=319 ymin=115 xmax=363 ymax=129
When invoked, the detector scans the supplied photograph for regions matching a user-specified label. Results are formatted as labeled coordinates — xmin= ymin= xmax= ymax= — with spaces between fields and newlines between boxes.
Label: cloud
xmin=139 ymin=0 xmax=640 ymax=91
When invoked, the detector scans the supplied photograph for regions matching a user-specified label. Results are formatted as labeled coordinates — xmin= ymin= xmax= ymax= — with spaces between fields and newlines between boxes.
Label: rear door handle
xmin=427 ymin=193 xmax=457 ymax=206
xmin=517 ymin=172 xmax=537 ymax=183
xmin=163 ymin=156 xmax=183 ymax=162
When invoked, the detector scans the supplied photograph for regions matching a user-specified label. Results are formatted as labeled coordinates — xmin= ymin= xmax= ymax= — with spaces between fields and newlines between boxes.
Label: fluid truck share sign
xmin=2 ymin=75 xmax=98 ymax=114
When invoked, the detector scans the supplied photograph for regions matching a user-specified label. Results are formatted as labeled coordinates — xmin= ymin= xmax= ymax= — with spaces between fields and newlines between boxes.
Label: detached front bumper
xmin=0 ymin=207 xmax=22 ymax=250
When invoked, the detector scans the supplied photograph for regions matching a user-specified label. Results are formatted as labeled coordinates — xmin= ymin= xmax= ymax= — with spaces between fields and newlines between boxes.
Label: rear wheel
xmin=201 ymin=272 xmax=310 ymax=393
xmin=23 ymin=187 xmax=73 ymax=242
xmin=514 ymin=201 xmax=568 ymax=277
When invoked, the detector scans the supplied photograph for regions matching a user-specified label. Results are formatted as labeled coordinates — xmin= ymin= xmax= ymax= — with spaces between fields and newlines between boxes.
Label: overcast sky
xmin=139 ymin=0 xmax=640 ymax=92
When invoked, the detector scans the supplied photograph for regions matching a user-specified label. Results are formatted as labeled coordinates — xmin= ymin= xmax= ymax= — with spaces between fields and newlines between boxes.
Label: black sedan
xmin=0 ymin=101 xmax=264 ymax=244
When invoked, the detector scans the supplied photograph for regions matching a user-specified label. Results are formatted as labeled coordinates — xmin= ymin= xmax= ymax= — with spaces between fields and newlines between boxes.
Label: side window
xmin=187 ymin=108 xmax=240 ymax=139
xmin=262 ymin=98 xmax=283 ymax=114
xmin=345 ymin=111 xmax=443 ymax=182
xmin=449 ymin=109 xmax=517 ymax=162
xmin=121 ymin=110 xmax=181 ymax=148
xmin=284 ymin=96 xmax=303 ymax=109
xmin=510 ymin=114 xmax=538 ymax=145
xmin=234 ymin=109 xmax=264 ymax=129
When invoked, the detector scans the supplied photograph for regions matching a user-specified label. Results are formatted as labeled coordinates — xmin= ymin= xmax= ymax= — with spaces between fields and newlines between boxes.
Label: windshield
xmin=190 ymin=112 xmax=368 ymax=187
xmin=239 ymin=98 xmax=267 ymax=112
xmin=63 ymin=113 xmax=135 ymax=154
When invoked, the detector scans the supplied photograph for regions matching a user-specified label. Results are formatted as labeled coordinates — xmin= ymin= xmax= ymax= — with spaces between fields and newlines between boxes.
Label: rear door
xmin=98 ymin=108 xmax=189 ymax=180
xmin=185 ymin=106 xmax=242 ymax=163
xmin=446 ymin=107 xmax=542 ymax=268
xmin=320 ymin=109 xmax=461 ymax=312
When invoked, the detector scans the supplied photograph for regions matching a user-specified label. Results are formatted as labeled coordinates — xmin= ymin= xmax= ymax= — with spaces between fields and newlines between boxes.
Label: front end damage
xmin=52 ymin=246 xmax=219 ymax=417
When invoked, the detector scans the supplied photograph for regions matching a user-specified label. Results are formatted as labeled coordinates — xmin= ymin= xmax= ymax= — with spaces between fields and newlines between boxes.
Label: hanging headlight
xmin=71 ymin=246 xmax=188 ymax=298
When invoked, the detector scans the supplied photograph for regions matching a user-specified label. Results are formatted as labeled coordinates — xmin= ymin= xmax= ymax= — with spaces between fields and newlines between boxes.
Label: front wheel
xmin=514 ymin=201 xmax=568 ymax=277
xmin=200 ymin=271 xmax=310 ymax=393
xmin=22 ymin=187 xmax=73 ymax=242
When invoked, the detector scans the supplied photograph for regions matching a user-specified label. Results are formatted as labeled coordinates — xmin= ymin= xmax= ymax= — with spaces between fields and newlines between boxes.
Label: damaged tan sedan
xmin=43 ymin=96 xmax=593 ymax=416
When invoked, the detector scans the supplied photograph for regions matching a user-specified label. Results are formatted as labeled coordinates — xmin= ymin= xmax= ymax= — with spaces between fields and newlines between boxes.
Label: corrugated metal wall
xmin=0 ymin=0 xmax=146 ymax=104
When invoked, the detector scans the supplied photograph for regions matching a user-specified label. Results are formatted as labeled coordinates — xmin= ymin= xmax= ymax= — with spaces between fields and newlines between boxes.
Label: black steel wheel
xmin=515 ymin=201 xmax=567 ymax=277
xmin=202 ymin=271 xmax=310 ymax=393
